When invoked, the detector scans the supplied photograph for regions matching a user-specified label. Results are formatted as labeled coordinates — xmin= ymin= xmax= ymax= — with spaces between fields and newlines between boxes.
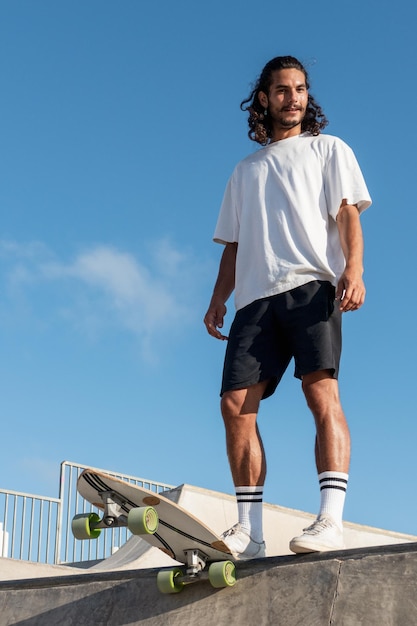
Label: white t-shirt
xmin=214 ymin=132 xmax=372 ymax=311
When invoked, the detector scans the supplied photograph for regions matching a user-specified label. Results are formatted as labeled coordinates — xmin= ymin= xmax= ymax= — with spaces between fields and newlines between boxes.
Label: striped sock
xmin=318 ymin=471 xmax=348 ymax=528
xmin=236 ymin=486 xmax=264 ymax=543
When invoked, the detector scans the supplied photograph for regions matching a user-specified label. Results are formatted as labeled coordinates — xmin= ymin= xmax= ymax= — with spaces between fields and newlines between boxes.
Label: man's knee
xmin=221 ymin=382 xmax=267 ymax=421
xmin=221 ymin=390 xmax=246 ymax=421
xmin=302 ymin=371 xmax=341 ymax=415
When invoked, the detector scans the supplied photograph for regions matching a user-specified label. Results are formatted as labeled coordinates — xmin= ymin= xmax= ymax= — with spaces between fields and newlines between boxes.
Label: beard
xmin=279 ymin=118 xmax=301 ymax=129
xmin=275 ymin=108 xmax=306 ymax=129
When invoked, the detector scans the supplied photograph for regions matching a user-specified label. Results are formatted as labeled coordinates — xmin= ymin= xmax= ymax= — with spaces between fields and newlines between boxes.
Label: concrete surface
xmin=2 ymin=482 xmax=417 ymax=624
xmin=2 ymin=542 xmax=417 ymax=625
xmin=0 ymin=558 xmax=89 ymax=581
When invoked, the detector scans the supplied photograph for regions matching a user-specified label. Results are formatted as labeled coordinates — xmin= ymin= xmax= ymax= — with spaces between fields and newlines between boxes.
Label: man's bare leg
xmin=220 ymin=381 xmax=269 ymax=486
xmin=302 ymin=370 xmax=350 ymax=474
xmin=219 ymin=381 xmax=269 ymax=558
xmin=290 ymin=370 xmax=350 ymax=553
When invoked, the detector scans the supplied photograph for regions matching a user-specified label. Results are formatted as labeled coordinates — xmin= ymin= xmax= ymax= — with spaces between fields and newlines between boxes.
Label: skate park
xmin=2 ymin=461 xmax=417 ymax=625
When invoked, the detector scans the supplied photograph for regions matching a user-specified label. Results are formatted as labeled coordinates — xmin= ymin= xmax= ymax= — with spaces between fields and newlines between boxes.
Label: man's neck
xmin=270 ymin=126 xmax=302 ymax=143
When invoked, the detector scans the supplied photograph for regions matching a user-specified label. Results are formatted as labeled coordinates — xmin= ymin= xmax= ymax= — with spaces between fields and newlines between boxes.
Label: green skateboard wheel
xmin=127 ymin=506 xmax=159 ymax=535
xmin=208 ymin=560 xmax=237 ymax=588
xmin=157 ymin=568 xmax=185 ymax=594
xmin=71 ymin=512 xmax=102 ymax=540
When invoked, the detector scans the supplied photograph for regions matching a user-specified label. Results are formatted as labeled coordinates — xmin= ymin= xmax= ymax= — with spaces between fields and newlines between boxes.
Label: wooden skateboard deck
xmin=73 ymin=469 xmax=237 ymax=593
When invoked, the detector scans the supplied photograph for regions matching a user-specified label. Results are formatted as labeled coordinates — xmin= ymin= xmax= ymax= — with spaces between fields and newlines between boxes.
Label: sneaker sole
xmin=289 ymin=540 xmax=344 ymax=554
xmin=232 ymin=547 xmax=266 ymax=561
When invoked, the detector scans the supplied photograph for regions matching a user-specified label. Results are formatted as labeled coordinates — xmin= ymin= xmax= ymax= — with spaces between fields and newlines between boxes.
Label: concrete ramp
xmin=1 ymin=542 xmax=417 ymax=625
xmin=90 ymin=535 xmax=178 ymax=571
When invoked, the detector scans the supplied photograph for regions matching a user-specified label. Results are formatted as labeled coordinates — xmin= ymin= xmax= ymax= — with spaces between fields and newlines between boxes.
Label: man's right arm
xmin=203 ymin=242 xmax=237 ymax=340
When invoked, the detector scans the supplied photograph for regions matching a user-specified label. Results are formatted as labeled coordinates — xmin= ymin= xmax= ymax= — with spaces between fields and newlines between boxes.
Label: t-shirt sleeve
xmin=213 ymin=171 xmax=239 ymax=244
xmin=325 ymin=139 xmax=372 ymax=220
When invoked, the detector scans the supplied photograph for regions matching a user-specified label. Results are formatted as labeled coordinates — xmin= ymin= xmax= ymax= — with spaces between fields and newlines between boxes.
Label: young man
xmin=204 ymin=56 xmax=371 ymax=559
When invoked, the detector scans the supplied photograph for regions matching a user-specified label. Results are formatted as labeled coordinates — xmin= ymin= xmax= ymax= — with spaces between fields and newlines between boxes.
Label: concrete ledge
xmin=1 ymin=542 xmax=417 ymax=625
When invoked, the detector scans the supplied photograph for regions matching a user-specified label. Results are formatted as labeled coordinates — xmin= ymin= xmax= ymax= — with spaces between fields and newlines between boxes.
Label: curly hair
xmin=240 ymin=56 xmax=328 ymax=145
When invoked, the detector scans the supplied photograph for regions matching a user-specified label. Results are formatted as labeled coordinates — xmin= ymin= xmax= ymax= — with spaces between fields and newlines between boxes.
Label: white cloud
xmin=0 ymin=239 xmax=207 ymax=361
xmin=0 ymin=239 xmax=51 ymax=260
xmin=150 ymin=237 xmax=188 ymax=278
xmin=43 ymin=246 xmax=183 ymax=334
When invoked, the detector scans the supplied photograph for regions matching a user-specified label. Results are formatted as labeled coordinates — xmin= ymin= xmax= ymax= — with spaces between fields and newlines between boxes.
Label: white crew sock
xmin=235 ymin=486 xmax=264 ymax=543
xmin=318 ymin=471 xmax=349 ymax=528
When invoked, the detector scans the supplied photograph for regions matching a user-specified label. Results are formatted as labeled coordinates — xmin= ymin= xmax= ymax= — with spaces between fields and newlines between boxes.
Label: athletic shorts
xmin=221 ymin=280 xmax=342 ymax=400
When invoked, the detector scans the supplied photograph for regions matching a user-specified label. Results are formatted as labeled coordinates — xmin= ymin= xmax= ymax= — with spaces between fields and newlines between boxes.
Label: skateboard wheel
xmin=71 ymin=513 xmax=102 ymax=540
xmin=208 ymin=561 xmax=237 ymax=588
xmin=127 ymin=506 xmax=159 ymax=535
xmin=157 ymin=568 xmax=185 ymax=594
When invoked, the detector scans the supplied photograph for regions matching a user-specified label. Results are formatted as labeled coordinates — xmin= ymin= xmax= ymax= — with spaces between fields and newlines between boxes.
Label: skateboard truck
xmin=182 ymin=549 xmax=209 ymax=581
xmin=99 ymin=491 xmax=127 ymax=528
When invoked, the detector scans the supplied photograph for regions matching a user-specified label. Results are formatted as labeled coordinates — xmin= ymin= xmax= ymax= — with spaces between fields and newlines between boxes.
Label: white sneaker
xmin=289 ymin=514 xmax=344 ymax=554
xmin=221 ymin=523 xmax=266 ymax=560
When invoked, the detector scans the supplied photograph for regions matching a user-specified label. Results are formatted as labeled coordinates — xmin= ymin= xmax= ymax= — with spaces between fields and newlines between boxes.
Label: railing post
xmin=55 ymin=460 xmax=68 ymax=565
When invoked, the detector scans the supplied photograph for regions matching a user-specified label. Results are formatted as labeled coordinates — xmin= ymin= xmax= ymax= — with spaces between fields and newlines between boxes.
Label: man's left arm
xmin=336 ymin=200 xmax=366 ymax=312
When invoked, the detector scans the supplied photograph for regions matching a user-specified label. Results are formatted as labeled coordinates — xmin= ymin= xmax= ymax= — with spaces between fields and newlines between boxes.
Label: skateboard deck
xmin=73 ymin=469 xmax=236 ymax=593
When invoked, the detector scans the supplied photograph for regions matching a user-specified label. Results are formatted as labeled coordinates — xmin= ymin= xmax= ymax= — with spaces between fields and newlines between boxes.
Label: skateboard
xmin=72 ymin=469 xmax=237 ymax=593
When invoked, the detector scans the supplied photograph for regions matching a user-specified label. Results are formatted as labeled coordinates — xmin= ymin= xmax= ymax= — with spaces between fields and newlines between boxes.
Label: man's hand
xmin=204 ymin=300 xmax=228 ymax=340
xmin=336 ymin=270 xmax=366 ymax=312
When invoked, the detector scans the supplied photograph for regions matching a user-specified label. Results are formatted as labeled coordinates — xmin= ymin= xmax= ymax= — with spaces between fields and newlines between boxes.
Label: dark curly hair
xmin=241 ymin=56 xmax=328 ymax=145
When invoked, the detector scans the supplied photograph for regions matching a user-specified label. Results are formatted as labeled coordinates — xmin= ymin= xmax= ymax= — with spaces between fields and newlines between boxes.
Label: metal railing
xmin=0 ymin=461 xmax=174 ymax=565
xmin=0 ymin=490 xmax=60 ymax=563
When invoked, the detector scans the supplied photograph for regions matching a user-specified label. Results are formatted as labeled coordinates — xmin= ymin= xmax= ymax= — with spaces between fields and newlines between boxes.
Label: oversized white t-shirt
xmin=214 ymin=132 xmax=372 ymax=311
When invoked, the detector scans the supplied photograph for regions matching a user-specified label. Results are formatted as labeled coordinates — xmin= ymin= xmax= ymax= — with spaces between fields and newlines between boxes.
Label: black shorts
xmin=221 ymin=280 xmax=342 ymax=400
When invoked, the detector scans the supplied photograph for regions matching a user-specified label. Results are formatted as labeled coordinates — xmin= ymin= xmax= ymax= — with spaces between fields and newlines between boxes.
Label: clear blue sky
xmin=1 ymin=0 xmax=416 ymax=538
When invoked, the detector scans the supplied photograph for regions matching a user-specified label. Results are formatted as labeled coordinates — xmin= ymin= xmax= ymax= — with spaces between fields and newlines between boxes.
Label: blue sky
xmin=1 ymin=0 xmax=416 ymax=538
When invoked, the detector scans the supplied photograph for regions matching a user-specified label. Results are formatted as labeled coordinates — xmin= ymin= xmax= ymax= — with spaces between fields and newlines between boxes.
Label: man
xmin=203 ymin=55 xmax=371 ymax=559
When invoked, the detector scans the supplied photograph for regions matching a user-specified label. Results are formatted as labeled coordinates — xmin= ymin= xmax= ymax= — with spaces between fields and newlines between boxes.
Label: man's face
xmin=259 ymin=68 xmax=308 ymax=132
